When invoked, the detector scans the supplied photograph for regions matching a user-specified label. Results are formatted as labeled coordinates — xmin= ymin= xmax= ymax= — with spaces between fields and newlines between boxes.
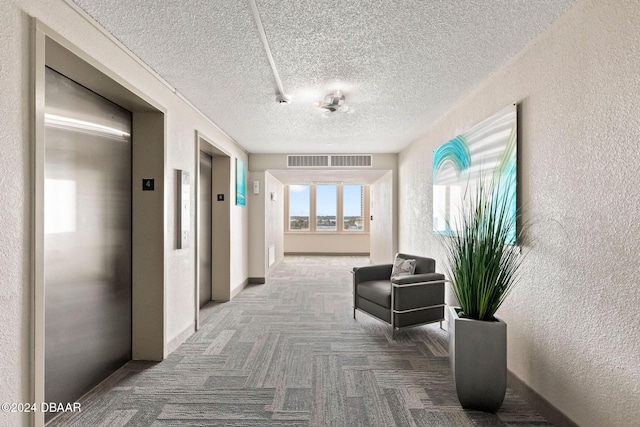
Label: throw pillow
xmin=391 ymin=256 xmax=416 ymax=279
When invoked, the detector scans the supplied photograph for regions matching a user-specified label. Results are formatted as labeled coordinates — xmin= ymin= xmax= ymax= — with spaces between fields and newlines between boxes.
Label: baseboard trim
xmin=230 ymin=278 xmax=249 ymax=299
xmin=507 ymin=371 xmax=578 ymax=427
xmin=284 ymin=252 xmax=370 ymax=256
xmin=166 ymin=322 xmax=195 ymax=355
xmin=267 ymin=257 xmax=283 ymax=276
xmin=248 ymin=277 xmax=265 ymax=284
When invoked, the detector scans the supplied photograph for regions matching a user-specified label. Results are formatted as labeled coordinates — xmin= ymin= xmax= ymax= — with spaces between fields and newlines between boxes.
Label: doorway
xmin=199 ymin=151 xmax=213 ymax=307
xmin=43 ymin=67 xmax=132 ymax=418
xmin=195 ymin=132 xmax=232 ymax=329
xmin=34 ymin=28 xmax=167 ymax=426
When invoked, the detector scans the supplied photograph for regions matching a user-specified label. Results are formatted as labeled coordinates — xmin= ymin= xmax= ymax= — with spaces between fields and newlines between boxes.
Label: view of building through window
xmin=343 ymin=185 xmax=364 ymax=230
xmin=288 ymin=183 xmax=366 ymax=232
xmin=288 ymin=184 xmax=310 ymax=230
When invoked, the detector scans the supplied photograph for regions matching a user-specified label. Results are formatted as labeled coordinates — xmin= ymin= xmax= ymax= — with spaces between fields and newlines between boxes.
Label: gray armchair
xmin=352 ymin=253 xmax=446 ymax=339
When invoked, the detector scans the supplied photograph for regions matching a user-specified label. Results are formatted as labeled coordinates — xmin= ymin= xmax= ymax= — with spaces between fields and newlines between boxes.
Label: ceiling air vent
xmin=330 ymin=155 xmax=372 ymax=167
xmin=287 ymin=155 xmax=329 ymax=168
xmin=287 ymin=154 xmax=372 ymax=168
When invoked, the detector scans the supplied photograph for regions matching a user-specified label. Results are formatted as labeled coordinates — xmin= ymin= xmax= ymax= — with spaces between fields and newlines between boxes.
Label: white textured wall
xmin=2 ymin=1 xmax=249 ymax=421
xmin=398 ymin=0 xmax=640 ymax=425
xmin=230 ymin=157 xmax=250 ymax=295
xmin=284 ymin=234 xmax=370 ymax=254
xmin=246 ymin=171 xmax=283 ymax=278
xmin=265 ymin=172 xmax=284 ymax=273
xmin=248 ymin=171 xmax=266 ymax=277
xmin=0 ymin=6 xmax=31 ymax=426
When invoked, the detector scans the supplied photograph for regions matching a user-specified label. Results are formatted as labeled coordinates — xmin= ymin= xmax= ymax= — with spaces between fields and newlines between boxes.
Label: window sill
xmin=285 ymin=231 xmax=369 ymax=235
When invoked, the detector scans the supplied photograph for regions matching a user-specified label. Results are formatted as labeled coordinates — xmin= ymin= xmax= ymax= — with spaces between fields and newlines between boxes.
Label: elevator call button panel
xmin=179 ymin=171 xmax=190 ymax=249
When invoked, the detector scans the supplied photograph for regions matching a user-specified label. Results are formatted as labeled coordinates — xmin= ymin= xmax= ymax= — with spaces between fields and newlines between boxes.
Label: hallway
xmin=49 ymin=256 xmax=551 ymax=426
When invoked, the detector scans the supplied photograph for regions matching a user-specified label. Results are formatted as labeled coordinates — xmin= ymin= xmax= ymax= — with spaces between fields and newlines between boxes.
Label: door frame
xmin=32 ymin=21 xmax=167 ymax=427
xmin=194 ymin=131 xmax=232 ymax=330
xmin=197 ymin=151 xmax=213 ymax=308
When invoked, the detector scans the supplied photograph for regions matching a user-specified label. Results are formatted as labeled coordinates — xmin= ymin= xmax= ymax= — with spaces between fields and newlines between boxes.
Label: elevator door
xmin=44 ymin=67 xmax=132 ymax=413
xmin=199 ymin=152 xmax=213 ymax=307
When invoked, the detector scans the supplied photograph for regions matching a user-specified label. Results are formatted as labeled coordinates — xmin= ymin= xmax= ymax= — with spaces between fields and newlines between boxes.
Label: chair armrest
xmin=353 ymin=264 xmax=393 ymax=283
xmin=391 ymin=272 xmax=446 ymax=286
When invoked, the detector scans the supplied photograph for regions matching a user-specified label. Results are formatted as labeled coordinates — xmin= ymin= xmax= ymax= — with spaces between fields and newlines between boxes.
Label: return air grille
xmin=330 ymin=155 xmax=372 ymax=167
xmin=287 ymin=155 xmax=329 ymax=167
xmin=287 ymin=154 xmax=372 ymax=168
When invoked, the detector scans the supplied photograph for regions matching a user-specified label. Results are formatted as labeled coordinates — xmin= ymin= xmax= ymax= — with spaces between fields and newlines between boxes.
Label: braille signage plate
xmin=143 ymin=179 xmax=154 ymax=191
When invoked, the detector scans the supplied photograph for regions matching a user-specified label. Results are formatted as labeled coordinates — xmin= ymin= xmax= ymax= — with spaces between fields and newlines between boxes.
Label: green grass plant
xmin=441 ymin=175 xmax=523 ymax=321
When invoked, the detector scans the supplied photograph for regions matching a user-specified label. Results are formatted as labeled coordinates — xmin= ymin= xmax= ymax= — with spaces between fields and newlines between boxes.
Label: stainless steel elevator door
xmin=199 ymin=152 xmax=213 ymax=307
xmin=44 ymin=67 xmax=132 ymax=412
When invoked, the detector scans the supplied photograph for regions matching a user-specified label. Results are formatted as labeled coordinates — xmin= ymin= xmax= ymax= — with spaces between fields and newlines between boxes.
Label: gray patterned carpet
xmin=49 ymin=256 xmax=552 ymax=426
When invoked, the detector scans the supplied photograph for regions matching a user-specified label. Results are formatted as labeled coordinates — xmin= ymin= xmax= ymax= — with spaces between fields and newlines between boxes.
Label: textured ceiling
xmin=72 ymin=0 xmax=575 ymax=154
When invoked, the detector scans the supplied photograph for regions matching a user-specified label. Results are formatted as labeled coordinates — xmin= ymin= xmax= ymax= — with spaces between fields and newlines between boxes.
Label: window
xmin=316 ymin=184 xmax=337 ymax=231
xmin=343 ymin=185 xmax=364 ymax=230
xmin=286 ymin=183 xmax=368 ymax=233
xmin=288 ymin=184 xmax=310 ymax=230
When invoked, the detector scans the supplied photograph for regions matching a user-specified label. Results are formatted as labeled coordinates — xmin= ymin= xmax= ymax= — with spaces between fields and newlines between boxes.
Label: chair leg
xmin=391 ymin=312 xmax=396 ymax=341
xmin=440 ymin=320 xmax=443 ymax=330
xmin=391 ymin=287 xmax=395 ymax=340
xmin=353 ymin=307 xmax=356 ymax=319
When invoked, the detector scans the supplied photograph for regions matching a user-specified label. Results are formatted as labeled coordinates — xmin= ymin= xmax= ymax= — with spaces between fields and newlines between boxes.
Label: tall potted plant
xmin=441 ymin=175 xmax=523 ymax=413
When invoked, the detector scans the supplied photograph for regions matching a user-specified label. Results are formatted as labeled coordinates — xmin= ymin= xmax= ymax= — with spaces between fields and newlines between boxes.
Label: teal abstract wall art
xmin=433 ymin=135 xmax=471 ymax=178
xmin=433 ymin=104 xmax=517 ymax=243
xmin=236 ymin=158 xmax=246 ymax=206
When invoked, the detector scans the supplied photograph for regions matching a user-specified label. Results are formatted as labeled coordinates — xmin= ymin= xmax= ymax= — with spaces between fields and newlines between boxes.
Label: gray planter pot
xmin=448 ymin=305 xmax=507 ymax=413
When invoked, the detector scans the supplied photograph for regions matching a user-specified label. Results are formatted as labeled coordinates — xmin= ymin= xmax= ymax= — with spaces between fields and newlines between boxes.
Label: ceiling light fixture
xmin=315 ymin=90 xmax=352 ymax=114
